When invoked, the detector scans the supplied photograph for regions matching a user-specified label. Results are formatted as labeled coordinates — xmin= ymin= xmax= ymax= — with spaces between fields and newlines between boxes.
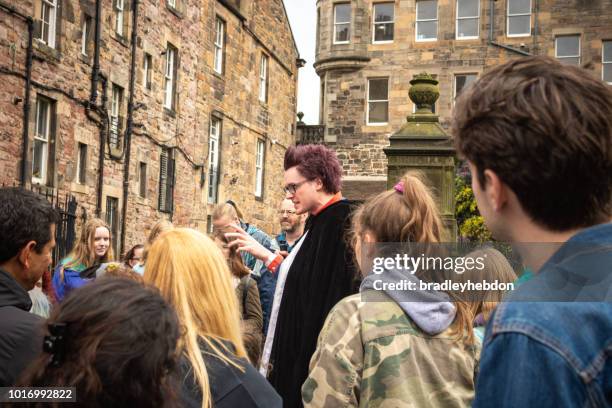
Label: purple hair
xmin=284 ymin=145 xmax=342 ymax=194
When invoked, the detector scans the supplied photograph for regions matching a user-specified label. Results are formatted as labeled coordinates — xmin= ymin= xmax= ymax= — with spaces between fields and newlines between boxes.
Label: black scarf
xmin=267 ymin=199 xmax=360 ymax=407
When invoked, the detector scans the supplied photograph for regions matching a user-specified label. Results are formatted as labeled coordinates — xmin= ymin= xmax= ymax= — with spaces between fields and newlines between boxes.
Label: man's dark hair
xmin=452 ymin=56 xmax=612 ymax=231
xmin=0 ymin=187 xmax=59 ymax=263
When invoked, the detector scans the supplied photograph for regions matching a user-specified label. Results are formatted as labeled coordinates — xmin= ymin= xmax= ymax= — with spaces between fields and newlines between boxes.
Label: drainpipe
xmin=96 ymin=73 xmax=108 ymax=217
xmin=90 ymin=0 xmax=101 ymax=106
xmin=0 ymin=2 xmax=35 ymax=186
xmin=120 ymin=0 xmax=139 ymax=253
xmin=488 ymin=0 xmax=531 ymax=56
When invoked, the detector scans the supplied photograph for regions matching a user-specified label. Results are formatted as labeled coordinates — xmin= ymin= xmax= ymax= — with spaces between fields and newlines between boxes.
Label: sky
xmin=284 ymin=0 xmax=319 ymax=125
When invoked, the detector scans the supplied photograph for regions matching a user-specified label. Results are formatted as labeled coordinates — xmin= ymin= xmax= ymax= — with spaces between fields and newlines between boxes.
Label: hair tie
xmin=43 ymin=323 xmax=67 ymax=366
xmin=393 ymin=181 xmax=405 ymax=194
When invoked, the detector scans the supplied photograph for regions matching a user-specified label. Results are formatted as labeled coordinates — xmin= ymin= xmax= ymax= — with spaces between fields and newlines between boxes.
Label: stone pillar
xmin=383 ymin=73 xmax=457 ymax=241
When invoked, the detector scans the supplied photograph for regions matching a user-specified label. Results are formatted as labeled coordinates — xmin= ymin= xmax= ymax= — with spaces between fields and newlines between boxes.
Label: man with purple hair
xmin=226 ymin=144 xmax=359 ymax=406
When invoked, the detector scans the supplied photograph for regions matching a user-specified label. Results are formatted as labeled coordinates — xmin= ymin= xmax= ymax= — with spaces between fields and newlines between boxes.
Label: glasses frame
xmin=283 ymin=180 xmax=309 ymax=195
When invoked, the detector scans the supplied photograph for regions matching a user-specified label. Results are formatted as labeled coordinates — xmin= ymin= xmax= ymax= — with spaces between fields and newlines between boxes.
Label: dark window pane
xmin=369 ymin=79 xmax=388 ymax=100
xmin=508 ymin=15 xmax=530 ymax=35
xmin=603 ymin=64 xmax=612 ymax=83
xmin=457 ymin=18 xmax=478 ymax=38
xmin=556 ymin=36 xmax=579 ymax=57
xmin=458 ymin=0 xmax=479 ymax=17
xmin=369 ymin=101 xmax=389 ymax=123
xmin=508 ymin=0 xmax=531 ymax=15
xmin=335 ymin=4 xmax=351 ymax=23
xmin=374 ymin=3 xmax=394 ymax=22
xmin=417 ymin=21 xmax=437 ymax=40
xmin=603 ymin=41 xmax=612 ymax=62
xmin=374 ymin=22 xmax=394 ymax=41
xmin=417 ymin=0 xmax=437 ymax=20
xmin=335 ymin=24 xmax=350 ymax=42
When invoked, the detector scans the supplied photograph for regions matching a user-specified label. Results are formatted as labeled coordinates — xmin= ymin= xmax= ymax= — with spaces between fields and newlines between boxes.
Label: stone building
xmin=0 ymin=0 xmax=301 ymax=255
xmin=311 ymin=0 xmax=612 ymax=198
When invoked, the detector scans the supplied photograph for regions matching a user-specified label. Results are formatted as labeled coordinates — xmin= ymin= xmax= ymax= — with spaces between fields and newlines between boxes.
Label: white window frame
xmin=456 ymin=0 xmax=480 ymax=40
xmin=416 ymin=0 xmax=438 ymax=42
xmin=255 ymin=139 xmax=265 ymax=197
xmin=115 ymin=0 xmax=124 ymax=36
xmin=259 ymin=54 xmax=268 ymax=103
xmin=32 ymin=97 xmax=51 ymax=185
xmin=39 ymin=0 xmax=57 ymax=48
xmin=81 ymin=17 xmax=90 ymax=56
xmin=333 ymin=3 xmax=351 ymax=44
xmin=454 ymin=73 xmax=478 ymax=102
xmin=168 ymin=0 xmax=176 ymax=8
xmin=555 ymin=35 xmax=581 ymax=66
xmin=602 ymin=40 xmax=612 ymax=84
xmin=507 ymin=0 xmax=531 ymax=37
xmin=367 ymin=78 xmax=389 ymax=126
xmin=372 ymin=3 xmax=395 ymax=44
xmin=164 ymin=45 xmax=176 ymax=110
xmin=207 ymin=118 xmax=220 ymax=203
xmin=214 ymin=17 xmax=225 ymax=74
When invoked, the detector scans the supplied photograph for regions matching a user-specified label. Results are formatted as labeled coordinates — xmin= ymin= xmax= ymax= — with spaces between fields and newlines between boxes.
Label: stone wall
xmin=0 ymin=0 xmax=299 ymax=253
xmin=316 ymin=0 xmax=612 ymax=182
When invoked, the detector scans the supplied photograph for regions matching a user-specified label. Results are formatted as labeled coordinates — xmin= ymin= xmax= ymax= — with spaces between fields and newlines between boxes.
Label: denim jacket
xmin=474 ymin=223 xmax=612 ymax=408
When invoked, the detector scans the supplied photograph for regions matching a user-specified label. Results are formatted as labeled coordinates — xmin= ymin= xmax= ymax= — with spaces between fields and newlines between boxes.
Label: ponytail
xmin=398 ymin=172 xmax=445 ymax=243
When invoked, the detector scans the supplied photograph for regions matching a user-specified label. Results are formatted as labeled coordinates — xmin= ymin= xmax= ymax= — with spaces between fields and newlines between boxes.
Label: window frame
xmin=39 ymin=0 xmax=57 ymax=48
xmin=602 ymin=40 xmax=612 ymax=84
xmin=207 ymin=117 xmax=221 ymax=204
xmin=372 ymin=2 xmax=395 ymax=44
xmin=259 ymin=54 xmax=268 ymax=103
xmin=168 ymin=0 xmax=176 ymax=7
xmin=507 ymin=0 xmax=531 ymax=38
xmin=32 ymin=96 xmax=52 ymax=185
xmin=76 ymin=142 xmax=87 ymax=184
xmin=366 ymin=77 xmax=389 ymax=126
xmin=254 ymin=139 xmax=265 ymax=198
xmin=214 ymin=16 xmax=225 ymax=75
xmin=110 ymin=84 xmax=124 ymax=150
xmin=143 ymin=53 xmax=152 ymax=90
xmin=456 ymin=0 xmax=480 ymax=40
xmin=81 ymin=16 xmax=91 ymax=56
xmin=416 ymin=0 xmax=438 ymax=42
xmin=115 ymin=0 xmax=125 ymax=37
xmin=333 ymin=3 xmax=351 ymax=44
xmin=164 ymin=44 xmax=178 ymax=111
xmin=555 ymin=35 xmax=581 ymax=66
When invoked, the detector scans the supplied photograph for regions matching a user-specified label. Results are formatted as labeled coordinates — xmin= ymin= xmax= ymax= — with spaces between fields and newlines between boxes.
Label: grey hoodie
xmin=360 ymin=267 xmax=456 ymax=335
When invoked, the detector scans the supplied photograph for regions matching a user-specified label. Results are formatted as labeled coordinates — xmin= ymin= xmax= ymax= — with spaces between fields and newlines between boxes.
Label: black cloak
xmin=267 ymin=199 xmax=360 ymax=407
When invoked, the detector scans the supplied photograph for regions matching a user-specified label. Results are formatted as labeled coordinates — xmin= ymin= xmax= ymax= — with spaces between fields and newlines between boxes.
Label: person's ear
xmin=483 ymin=169 xmax=508 ymax=212
xmin=363 ymin=231 xmax=376 ymax=244
xmin=18 ymin=241 xmax=37 ymax=269
xmin=313 ymin=178 xmax=324 ymax=192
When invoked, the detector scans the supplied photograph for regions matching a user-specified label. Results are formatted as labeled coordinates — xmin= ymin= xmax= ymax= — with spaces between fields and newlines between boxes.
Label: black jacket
xmin=0 ymin=268 xmax=44 ymax=386
xmin=180 ymin=338 xmax=281 ymax=408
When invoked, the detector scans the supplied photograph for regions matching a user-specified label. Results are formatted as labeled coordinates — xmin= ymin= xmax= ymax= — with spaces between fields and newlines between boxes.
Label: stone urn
xmin=408 ymin=72 xmax=439 ymax=114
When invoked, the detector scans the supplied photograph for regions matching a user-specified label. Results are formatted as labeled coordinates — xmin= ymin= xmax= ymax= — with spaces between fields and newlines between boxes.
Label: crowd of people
xmin=0 ymin=56 xmax=610 ymax=407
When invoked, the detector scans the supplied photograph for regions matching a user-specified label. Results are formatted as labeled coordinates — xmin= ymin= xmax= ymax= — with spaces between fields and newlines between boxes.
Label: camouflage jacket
xmin=302 ymin=291 xmax=480 ymax=408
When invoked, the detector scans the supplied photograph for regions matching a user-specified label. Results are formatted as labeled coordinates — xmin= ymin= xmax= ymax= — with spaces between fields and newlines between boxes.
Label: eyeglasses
xmin=283 ymin=180 xmax=309 ymax=195
xmin=278 ymin=209 xmax=297 ymax=216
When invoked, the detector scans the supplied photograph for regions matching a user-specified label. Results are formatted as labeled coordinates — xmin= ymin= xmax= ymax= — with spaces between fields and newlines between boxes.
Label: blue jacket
xmin=51 ymin=259 xmax=90 ymax=302
xmin=474 ymin=223 xmax=612 ymax=408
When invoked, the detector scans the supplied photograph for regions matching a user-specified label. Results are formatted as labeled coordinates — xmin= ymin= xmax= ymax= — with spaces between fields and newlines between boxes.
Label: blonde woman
xmin=145 ymin=228 xmax=281 ymax=408
xmin=52 ymin=218 xmax=113 ymax=302
xmin=303 ymin=172 xmax=480 ymax=407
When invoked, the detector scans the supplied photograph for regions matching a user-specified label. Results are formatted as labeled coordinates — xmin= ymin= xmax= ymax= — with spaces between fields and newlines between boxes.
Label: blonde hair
xmin=142 ymin=220 xmax=173 ymax=263
xmin=64 ymin=218 xmax=113 ymax=270
xmin=458 ymin=247 xmax=517 ymax=322
xmin=144 ymin=228 xmax=246 ymax=408
xmin=211 ymin=202 xmax=242 ymax=223
xmin=353 ymin=171 xmax=474 ymax=342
